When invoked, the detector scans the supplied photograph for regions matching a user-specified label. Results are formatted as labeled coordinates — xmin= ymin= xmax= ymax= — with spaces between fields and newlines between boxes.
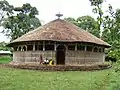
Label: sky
xmin=0 ymin=0 xmax=120 ymax=42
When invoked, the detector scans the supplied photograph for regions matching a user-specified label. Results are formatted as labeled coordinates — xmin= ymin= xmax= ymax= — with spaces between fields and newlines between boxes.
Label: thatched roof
xmin=8 ymin=19 xmax=110 ymax=47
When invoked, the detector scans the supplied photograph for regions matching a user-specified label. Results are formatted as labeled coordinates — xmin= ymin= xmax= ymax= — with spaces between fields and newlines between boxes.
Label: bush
xmin=106 ymin=49 xmax=120 ymax=62
xmin=105 ymin=55 xmax=117 ymax=62
xmin=114 ymin=60 xmax=120 ymax=72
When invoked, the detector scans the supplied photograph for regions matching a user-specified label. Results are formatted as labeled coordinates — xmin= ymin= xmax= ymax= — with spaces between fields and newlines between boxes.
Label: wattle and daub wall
xmin=13 ymin=50 xmax=105 ymax=65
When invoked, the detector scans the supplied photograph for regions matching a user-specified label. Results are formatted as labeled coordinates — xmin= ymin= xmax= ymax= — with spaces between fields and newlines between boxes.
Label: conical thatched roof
xmin=8 ymin=19 xmax=110 ymax=47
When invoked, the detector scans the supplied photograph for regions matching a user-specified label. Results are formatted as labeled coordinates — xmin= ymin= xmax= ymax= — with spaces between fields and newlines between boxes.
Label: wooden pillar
xmin=85 ymin=45 xmax=87 ymax=51
xmin=84 ymin=45 xmax=87 ymax=65
xmin=54 ymin=42 xmax=56 ymax=51
xmin=102 ymin=53 xmax=105 ymax=63
xmin=74 ymin=43 xmax=77 ymax=65
xmin=26 ymin=45 xmax=27 ymax=51
xmin=43 ymin=41 xmax=45 ymax=51
xmin=75 ymin=43 xmax=77 ymax=51
xmin=33 ymin=42 xmax=35 ymax=51
xmin=17 ymin=47 xmax=19 ymax=51
xmin=20 ymin=46 xmax=22 ymax=51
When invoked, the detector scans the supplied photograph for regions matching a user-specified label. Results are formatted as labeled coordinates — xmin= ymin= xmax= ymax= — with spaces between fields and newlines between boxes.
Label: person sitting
xmin=49 ymin=59 xmax=54 ymax=65
xmin=43 ymin=58 xmax=49 ymax=65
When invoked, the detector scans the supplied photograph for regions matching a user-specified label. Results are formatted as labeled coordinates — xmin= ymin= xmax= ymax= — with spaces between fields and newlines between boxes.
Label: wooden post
xmin=33 ymin=42 xmax=35 ymax=51
xmin=74 ymin=43 xmax=77 ymax=65
xmin=102 ymin=53 xmax=105 ymax=63
xmin=26 ymin=45 xmax=27 ymax=51
xmin=17 ymin=47 xmax=19 ymax=51
xmin=54 ymin=42 xmax=56 ymax=51
xmin=85 ymin=45 xmax=87 ymax=51
xmin=75 ymin=43 xmax=77 ymax=51
xmin=43 ymin=41 xmax=45 ymax=51
xmin=21 ymin=46 xmax=23 ymax=51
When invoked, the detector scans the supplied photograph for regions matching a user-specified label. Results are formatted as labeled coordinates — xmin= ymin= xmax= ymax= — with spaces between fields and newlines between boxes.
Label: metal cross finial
xmin=56 ymin=12 xmax=63 ymax=19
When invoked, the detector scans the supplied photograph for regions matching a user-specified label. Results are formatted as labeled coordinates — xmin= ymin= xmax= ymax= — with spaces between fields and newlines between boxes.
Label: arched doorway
xmin=56 ymin=45 xmax=66 ymax=65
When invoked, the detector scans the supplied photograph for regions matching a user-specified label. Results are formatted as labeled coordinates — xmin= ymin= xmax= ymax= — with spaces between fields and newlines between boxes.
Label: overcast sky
xmin=0 ymin=0 xmax=120 ymax=42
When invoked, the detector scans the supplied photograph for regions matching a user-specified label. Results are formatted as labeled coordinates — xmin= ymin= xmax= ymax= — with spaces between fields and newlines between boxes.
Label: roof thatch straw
xmin=8 ymin=19 xmax=110 ymax=47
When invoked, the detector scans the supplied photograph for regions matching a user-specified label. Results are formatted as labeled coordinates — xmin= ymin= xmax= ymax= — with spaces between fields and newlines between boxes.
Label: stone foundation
xmin=6 ymin=64 xmax=111 ymax=71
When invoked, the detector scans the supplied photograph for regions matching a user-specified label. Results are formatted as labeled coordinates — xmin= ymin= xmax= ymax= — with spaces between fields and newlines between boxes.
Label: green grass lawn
xmin=0 ymin=67 xmax=120 ymax=90
xmin=0 ymin=57 xmax=120 ymax=90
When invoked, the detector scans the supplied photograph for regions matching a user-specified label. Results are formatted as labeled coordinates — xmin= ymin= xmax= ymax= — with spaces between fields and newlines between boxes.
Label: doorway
xmin=56 ymin=45 xmax=66 ymax=65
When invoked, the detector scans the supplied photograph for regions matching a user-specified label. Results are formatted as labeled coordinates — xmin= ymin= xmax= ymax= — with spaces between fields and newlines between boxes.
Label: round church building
xmin=8 ymin=15 xmax=110 ymax=65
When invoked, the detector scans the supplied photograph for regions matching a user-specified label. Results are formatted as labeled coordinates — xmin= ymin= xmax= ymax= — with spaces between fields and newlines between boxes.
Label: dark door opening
xmin=56 ymin=45 xmax=66 ymax=65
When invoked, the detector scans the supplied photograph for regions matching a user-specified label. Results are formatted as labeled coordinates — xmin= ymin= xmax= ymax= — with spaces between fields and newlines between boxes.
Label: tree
xmin=0 ymin=0 xmax=13 ymax=25
xmin=0 ymin=41 xmax=10 ymax=51
xmin=2 ymin=3 xmax=41 ymax=41
xmin=65 ymin=16 xmax=99 ymax=37
xmin=77 ymin=16 xmax=99 ymax=37
xmin=89 ymin=0 xmax=105 ymax=38
xmin=102 ymin=5 xmax=120 ymax=44
xmin=101 ymin=5 xmax=120 ymax=62
xmin=64 ymin=17 xmax=78 ymax=26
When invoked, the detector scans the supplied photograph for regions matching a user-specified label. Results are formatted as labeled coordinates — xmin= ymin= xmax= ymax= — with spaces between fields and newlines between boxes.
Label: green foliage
xmin=0 ymin=0 xmax=13 ymax=25
xmin=64 ymin=17 xmax=78 ymax=26
xmin=102 ymin=5 xmax=120 ymax=62
xmin=0 ymin=56 xmax=12 ymax=64
xmin=0 ymin=41 xmax=10 ymax=51
xmin=102 ymin=10 xmax=120 ymax=43
xmin=89 ymin=0 xmax=105 ymax=38
xmin=89 ymin=1 xmax=120 ymax=62
xmin=2 ymin=3 xmax=41 ymax=41
xmin=89 ymin=0 xmax=104 ymax=6
xmin=108 ymin=50 xmax=120 ymax=61
xmin=65 ymin=16 xmax=100 ymax=37
xmin=114 ymin=61 xmax=120 ymax=72
xmin=77 ymin=16 xmax=99 ymax=37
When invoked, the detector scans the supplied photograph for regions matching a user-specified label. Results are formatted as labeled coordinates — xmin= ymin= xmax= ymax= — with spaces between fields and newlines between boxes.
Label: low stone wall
xmin=5 ymin=64 xmax=111 ymax=71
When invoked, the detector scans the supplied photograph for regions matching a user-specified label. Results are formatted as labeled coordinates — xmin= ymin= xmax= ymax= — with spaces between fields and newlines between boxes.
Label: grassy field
xmin=0 ymin=66 xmax=120 ymax=90
xmin=0 ymin=58 xmax=120 ymax=90
xmin=0 ymin=56 xmax=12 ymax=64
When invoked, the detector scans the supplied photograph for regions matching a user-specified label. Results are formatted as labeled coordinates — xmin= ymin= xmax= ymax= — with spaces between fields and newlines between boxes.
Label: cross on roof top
xmin=56 ymin=13 xmax=63 ymax=19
